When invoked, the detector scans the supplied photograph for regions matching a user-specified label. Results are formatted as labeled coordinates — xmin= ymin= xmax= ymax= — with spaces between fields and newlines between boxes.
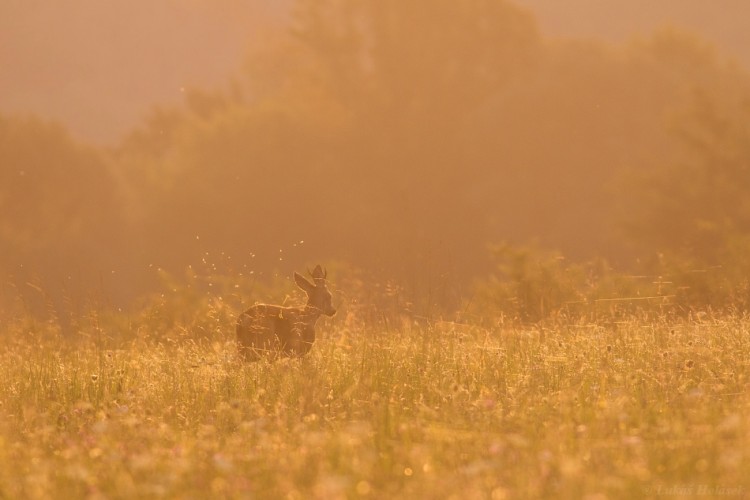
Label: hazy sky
xmin=517 ymin=0 xmax=750 ymax=58
xmin=0 ymin=1 xmax=284 ymax=144
xmin=2 ymin=0 xmax=748 ymax=145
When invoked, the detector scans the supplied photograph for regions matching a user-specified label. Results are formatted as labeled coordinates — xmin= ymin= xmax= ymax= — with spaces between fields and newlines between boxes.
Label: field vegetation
xmin=1 ymin=267 xmax=748 ymax=498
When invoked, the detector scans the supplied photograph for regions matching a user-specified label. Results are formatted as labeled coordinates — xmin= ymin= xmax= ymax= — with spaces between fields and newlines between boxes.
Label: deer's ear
xmin=294 ymin=272 xmax=315 ymax=293
xmin=311 ymin=265 xmax=324 ymax=279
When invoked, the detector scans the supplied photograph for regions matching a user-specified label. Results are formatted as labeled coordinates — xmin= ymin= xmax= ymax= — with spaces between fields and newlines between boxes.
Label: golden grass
xmin=0 ymin=311 xmax=748 ymax=498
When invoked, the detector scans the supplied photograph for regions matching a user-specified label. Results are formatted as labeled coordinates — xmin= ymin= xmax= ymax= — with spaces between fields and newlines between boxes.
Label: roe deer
xmin=236 ymin=265 xmax=336 ymax=360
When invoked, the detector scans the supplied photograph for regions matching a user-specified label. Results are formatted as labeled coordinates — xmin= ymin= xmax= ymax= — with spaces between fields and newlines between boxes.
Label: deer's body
xmin=236 ymin=266 xmax=335 ymax=360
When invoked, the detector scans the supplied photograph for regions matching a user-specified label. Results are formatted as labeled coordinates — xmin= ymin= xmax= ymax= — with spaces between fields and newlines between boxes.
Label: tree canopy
xmin=3 ymin=0 xmax=750 ymax=312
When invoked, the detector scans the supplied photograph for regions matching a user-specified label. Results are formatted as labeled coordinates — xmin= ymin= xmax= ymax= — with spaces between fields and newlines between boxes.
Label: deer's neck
xmin=301 ymin=304 xmax=322 ymax=324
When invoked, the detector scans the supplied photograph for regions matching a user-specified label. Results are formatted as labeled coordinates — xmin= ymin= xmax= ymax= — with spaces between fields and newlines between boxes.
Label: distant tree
xmin=291 ymin=0 xmax=540 ymax=113
xmin=280 ymin=0 xmax=543 ymax=277
xmin=627 ymin=87 xmax=750 ymax=264
xmin=111 ymin=1 xmax=750 ymax=311
xmin=616 ymin=83 xmax=750 ymax=308
xmin=113 ymin=0 xmax=542 ymax=284
xmin=0 ymin=114 xmax=125 ymax=321
xmin=0 ymin=115 xmax=119 ymax=257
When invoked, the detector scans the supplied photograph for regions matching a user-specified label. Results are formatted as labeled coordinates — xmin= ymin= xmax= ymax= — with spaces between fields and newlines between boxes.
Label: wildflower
xmin=356 ymin=481 xmax=372 ymax=495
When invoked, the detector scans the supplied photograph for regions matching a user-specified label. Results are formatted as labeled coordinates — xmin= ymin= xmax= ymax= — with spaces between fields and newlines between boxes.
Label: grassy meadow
xmin=1 ymin=282 xmax=749 ymax=499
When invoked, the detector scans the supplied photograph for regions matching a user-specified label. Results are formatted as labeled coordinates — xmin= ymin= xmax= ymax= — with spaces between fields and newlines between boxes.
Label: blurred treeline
xmin=2 ymin=0 xmax=750 ymax=321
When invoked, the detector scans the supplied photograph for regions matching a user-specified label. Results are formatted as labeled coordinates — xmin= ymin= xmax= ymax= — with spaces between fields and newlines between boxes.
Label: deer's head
xmin=294 ymin=265 xmax=336 ymax=317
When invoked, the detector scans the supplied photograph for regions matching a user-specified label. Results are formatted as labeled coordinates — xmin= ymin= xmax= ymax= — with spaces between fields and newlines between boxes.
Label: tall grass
xmin=0 ymin=288 xmax=748 ymax=498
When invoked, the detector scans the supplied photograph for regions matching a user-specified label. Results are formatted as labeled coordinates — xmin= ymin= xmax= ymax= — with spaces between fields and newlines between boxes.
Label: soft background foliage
xmin=3 ymin=0 xmax=750 ymax=316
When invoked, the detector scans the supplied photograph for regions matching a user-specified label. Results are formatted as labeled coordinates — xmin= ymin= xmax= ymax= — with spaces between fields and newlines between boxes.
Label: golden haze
xmin=1 ymin=0 xmax=750 ymax=312
xmin=2 ymin=2 xmax=750 ymax=498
